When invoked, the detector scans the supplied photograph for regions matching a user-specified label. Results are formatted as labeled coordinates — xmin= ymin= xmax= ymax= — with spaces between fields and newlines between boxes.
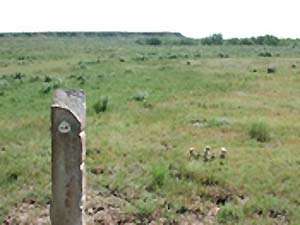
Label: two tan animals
xmin=188 ymin=146 xmax=228 ymax=161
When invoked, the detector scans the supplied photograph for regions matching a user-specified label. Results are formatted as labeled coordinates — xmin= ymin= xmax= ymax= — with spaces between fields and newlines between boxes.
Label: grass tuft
xmin=249 ymin=121 xmax=271 ymax=142
xmin=93 ymin=96 xmax=109 ymax=113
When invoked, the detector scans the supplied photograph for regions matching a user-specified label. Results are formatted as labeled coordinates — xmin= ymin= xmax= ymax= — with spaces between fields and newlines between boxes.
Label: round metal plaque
xmin=58 ymin=120 xmax=71 ymax=133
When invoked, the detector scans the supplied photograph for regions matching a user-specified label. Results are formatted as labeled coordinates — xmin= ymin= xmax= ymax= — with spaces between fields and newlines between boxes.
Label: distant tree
xmin=258 ymin=35 xmax=280 ymax=46
xmin=201 ymin=33 xmax=223 ymax=45
xmin=178 ymin=38 xmax=197 ymax=45
xmin=239 ymin=38 xmax=254 ymax=45
xmin=226 ymin=38 xmax=240 ymax=45
xmin=145 ymin=38 xmax=162 ymax=45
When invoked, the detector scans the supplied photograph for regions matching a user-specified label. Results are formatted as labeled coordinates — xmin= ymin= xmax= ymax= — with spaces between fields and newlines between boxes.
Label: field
xmin=0 ymin=34 xmax=300 ymax=224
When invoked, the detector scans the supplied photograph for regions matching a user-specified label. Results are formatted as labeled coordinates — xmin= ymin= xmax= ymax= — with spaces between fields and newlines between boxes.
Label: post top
xmin=52 ymin=89 xmax=86 ymax=126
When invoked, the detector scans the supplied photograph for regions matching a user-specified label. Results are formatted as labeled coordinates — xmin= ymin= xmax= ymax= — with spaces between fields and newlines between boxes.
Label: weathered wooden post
xmin=50 ymin=89 xmax=86 ymax=225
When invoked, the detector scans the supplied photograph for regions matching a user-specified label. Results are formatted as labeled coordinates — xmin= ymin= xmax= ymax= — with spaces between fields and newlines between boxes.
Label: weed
xmin=40 ymin=83 xmax=52 ymax=94
xmin=217 ymin=203 xmax=244 ymax=224
xmin=150 ymin=164 xmax=169 ymax=188
xmin=132 ymin=91 xmax=149 ymax=101
xmin=249 ymin=121 xmax=271 ymax=142
xmin=44 ymin=75 xmax=52 ymax=82
xmin=0 ymin=80 xmax=9 ymax=90
xmin=258 ymin=52 xmax=272 ymax=57
xmin=168 ymin=54 xmax=177 ymax=59
xmin=218 ymin=53 xmax=229 ymax=58
xmin=93 ymin=96 xmax=109 ymax=113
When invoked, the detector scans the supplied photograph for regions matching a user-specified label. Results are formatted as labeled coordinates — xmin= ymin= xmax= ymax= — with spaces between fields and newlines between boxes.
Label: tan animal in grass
xmin=220 ymin=147 xmax=228 ymax=159
xmin=203 ymin=145 xmax=215 ymax=161
xmin=187 ymin=147 xmax=200 ymax=160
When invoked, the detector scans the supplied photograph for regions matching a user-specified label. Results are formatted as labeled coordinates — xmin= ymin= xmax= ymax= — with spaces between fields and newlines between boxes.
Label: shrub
xmin=0 ymin=80 xmax=9 ymax=90
xmin=132 ymin=91 xmax=149 ymax=101
xmin=168 ymin=54 xmax=177 ymax=59
xmin=76 ymin=75 xmax=86 ymax=84
xmin=255 ymin=35 xmax=280 ymax=46
xmin=218 ymin=53 xmax=229 ymax=58
xmin=239 ymin=38 xmax=254 ymax=45
xmin=249 ymin=121 xmax=271 ymax=142
xmin=13 ymin=72 xmax=25 ymax=80
xmin=40 ymin=83 xmax=52 ymax=94
xmin=93 ymin=96 xmax=109 ymax=113
xmin=226 ymin=38 xmax=240 ymax=45
xmin=52 ymin=78 xmax=63 ymax=89
xmin=44 ymin=75 xmax=52 ymax=82
xmin=178 ymin=38 xmax=197 ymax=45
xmin=78 ymin=61 xmax=87 ymax=69
xmin=145 ymin=38 xmax=162 ymax=46
xmin=258 ymin=52 xmax=272 ymax=57
xmin=201 ymin=33 xmax=223 ymax=45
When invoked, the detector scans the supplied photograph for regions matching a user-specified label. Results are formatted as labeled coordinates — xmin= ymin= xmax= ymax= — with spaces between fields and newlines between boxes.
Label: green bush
xmin=225 ymin=35 xmax=280 ymax=46
xmin=44 ymin=75 xmax=52 ymax=82
xmin=40 ymin=83 xmax=52 ymax=94
xmin=258 ymin=52 xmax=272 ymax=57
xmin=255 ymin=35 xmax=280 ymax=46
xmin=145 ymin=38 xmax=162 ymax=45
xmin=201 ymin=33 xmax=223 ymax=45
xmin=132 ymin=91 xmax=149 ymax=101
xmin=168 ymin=54 xmax=177 ymax=59
xmin=136 ymin=37 xmax=162 ymax=45
xmin=93 ymin=96 xmax=109 ymax=113
xmin=249 ymin=121 xmax=271 ymax=142
xmin=239 ymin=38 xmax=255 ymax=45
xmin=218 ymin=53 xmax=229 ymax=58
xmin=0 ymin=80 xmax=9 ymax=90
xmin=226 ymin=38 xmax=240 ymax=45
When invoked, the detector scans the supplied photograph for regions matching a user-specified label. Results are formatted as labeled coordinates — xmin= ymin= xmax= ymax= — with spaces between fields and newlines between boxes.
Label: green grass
xmin=249 ymin=121 xmax=271 ymax=142
xmin=0 ymin=36 xmax=300 ymax=224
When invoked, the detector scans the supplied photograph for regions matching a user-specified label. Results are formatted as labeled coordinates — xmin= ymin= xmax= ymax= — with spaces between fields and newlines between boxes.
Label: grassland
xmin=0 ymin=34 xmax=300 ymax=224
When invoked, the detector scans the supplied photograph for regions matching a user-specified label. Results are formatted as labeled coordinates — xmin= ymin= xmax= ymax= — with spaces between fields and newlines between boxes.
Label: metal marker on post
xmin=50 ymin=89 xmax=86 ymax=225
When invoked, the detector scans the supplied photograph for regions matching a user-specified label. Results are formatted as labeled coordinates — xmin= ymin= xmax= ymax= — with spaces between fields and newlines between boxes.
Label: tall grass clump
xmin=132 ymin=91 xmax=149 ymax=102
xmin=150 ymin=164 xmax=169 ymax=188
xmin=217 ymin=203 xmax=244 ymax=224
xmin=249 ymin=121 xmax=271 ymax=142
xmin=93 ymin=96 xmax=109 ymax=113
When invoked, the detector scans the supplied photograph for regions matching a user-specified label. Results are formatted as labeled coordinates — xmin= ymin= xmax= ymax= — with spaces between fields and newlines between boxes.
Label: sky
xmin=0 ymin=0 xmax=299 ymax=38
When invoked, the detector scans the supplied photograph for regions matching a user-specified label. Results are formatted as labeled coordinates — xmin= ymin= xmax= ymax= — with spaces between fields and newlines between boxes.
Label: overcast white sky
xmin=1 ymin=0 xmax=299 ymax=38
